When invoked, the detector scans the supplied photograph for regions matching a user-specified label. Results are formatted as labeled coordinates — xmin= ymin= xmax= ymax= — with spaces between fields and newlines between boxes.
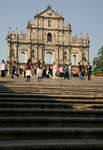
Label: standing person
xmin=0 ymin=60 xmax=5 ymax=77
xmin=34 ymin=66 xmax=37 ymax=76
xmin=78 ymin=62 xmax=85 ymax=80
xmin=11 ymin=60 xmax=19 ymax=78
xmin=42 ymin=65 xmax=47 ymax=78
xmin=46 ymin=67 xmax=49 ymax=78
xmin=48 ymin=66 xmax=52 ymax=78
xmin=56 ymin=66 xmax=60 ymax=78
xmin=25 ymin=58 xmax=32 ymax=82
xmin=86 ymin=62 xmax=92 ymax=80
xmin=36 ymin=66 xmax=43 ymax=82
xmin=5 ymin=63 xmax=9 ymax=76
xmin=23 ymin=64 xmax=26 ymax=78
xmin=64 ymin=64 xmax=69 ymax=79
xmin=52 ymin=62 xmax=57 ymax=79
xmin=59 ymin=65 xmax=64 ymax=78
xmin=69 ymin=62 xmax=72 ymax=80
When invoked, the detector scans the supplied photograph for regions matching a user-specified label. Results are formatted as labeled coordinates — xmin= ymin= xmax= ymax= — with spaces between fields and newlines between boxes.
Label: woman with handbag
xmin=25 ymin=59 xmax=32 ymax=82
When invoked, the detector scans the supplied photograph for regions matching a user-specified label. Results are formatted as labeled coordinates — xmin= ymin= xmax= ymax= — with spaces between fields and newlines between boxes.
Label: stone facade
xmin=6 ymin=5 xmax=90 ymax=71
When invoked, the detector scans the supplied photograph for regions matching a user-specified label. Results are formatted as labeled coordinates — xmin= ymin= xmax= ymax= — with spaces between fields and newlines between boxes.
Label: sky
xmin=0 ymin=0 xmax=103 ymax=65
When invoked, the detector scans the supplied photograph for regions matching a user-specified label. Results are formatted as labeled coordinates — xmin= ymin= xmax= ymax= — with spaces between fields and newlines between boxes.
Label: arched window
xmin=47 ymin=33 xmax=52 ymax=42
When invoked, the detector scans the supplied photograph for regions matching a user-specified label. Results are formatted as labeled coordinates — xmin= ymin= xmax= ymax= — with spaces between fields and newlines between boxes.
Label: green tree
xmin=93 ymin=46 xmax=103 ymax=72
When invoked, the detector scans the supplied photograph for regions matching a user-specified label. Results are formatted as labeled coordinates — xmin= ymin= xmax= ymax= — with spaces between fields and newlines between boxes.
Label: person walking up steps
xmin=64 ymin=64 xmax=69 ymax=80
xmin=11 ymin=60 xmax=19 ymax=78
xmin=78 ymin=62 xmax=85 ymax=80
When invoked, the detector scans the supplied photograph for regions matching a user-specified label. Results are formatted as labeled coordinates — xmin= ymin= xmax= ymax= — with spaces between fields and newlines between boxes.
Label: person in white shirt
xmin=1 ymin=60 xmax=5 ymax=77
xmin=36 ymin=66 xmax=43 ymax=82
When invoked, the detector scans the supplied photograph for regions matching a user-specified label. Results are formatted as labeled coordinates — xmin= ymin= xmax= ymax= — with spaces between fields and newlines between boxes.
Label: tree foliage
xmin=93 ymin=46 xmax=103 ymax=72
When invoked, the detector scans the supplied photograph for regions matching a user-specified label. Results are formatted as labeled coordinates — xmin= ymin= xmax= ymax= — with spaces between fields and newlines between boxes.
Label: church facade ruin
xmin=6 ymin=5 xmax=90 ymax=71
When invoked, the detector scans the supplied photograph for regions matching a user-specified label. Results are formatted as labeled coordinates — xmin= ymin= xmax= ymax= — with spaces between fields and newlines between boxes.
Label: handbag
xmin=26 ymin=70 xmax=31 ymax=76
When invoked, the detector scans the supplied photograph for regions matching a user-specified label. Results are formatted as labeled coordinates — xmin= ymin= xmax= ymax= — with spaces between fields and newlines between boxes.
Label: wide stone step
xmin=1 ymin=87 xmax=102 ymax=93
xmin=1 ymin=98 xmax=103 ymax=110
xmin=1 ymin=109 xmax=103 ymax=117
xmin=0 ymin=127 xmax=103 ymax=141
xmin=0 ymin=117 xmax=103 ymax=127
xmin=0 ymin=139 xmax=103 ymax=150
xmin=0 ymin=90 xmax=101 ymax=97
xmin=0 ymin=102 xmax=72 ymax=109
xmin=1 ymin=101 xmax=103 ymax=110
xmin=0 ymin=97 xmax=66 ymax=103
xmin=0 ymin=77 xmax=103 ymax=150
xmin=0 ymin=94 xmax=103 ymax=103
xmin=0 ymin=97 xmax=103 ymax=104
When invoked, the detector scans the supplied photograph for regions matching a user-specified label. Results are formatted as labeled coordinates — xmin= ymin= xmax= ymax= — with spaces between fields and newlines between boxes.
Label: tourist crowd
xmin=0 ymin=59 xmax=92 ymax=82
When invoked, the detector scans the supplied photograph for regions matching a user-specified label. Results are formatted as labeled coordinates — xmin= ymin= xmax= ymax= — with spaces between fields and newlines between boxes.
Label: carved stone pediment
xmin=35 ymin=6 xmax=63 ymax=19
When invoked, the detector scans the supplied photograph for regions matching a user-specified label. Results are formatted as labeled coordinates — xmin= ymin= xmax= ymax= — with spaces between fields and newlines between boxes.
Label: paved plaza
xmin=0 ymin=75 xmax=103 ymax=97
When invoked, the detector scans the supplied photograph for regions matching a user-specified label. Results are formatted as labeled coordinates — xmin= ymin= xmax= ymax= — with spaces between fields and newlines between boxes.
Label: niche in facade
xmin=21 ymin=52 xmax=25 ymax=63
xmin=46 ymin=52 xmax=52 ymax=64
xmin=47 ymin=33 xmax=52 ymax=42
xmin=73 ymin=55 xmax=76 ymax=65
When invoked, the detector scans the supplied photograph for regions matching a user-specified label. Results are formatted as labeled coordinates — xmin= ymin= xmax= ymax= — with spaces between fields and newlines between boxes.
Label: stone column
xmin=39 ymin=46 xmax=42 ymax=62
xmin=68 ymin=33 xmax=71 ymax=63
xmin=9 ymin=35 xmax=12 ymax=74
xmin=57 ymin=19 xmax=59 ymax=64
xmin=35 ymin=46 xmax=38 ymax=64
xmin=79 ymin=48 xmax=82 ymax=62
xmin=59 ymin=47 xmax=63 ymax=64
xmin=37 ymin=17 xmax=39 ymax=62
xmin=7 ymin=43 xmax=10 ymax=60
xmin=68 ymin=47 xmax=70 ymax=63
xmin=7 ymin=27 xmax=11 ymax=58
xmin=80 ymin=33 xmax=83 ymax=62
xmin=30 ymin=27 xmax=32 ymax=60
xmin=7 ymin=27 xmax=12 ymax=73
xmin=42 ymin=17 xmax=44 ymax=63
xmin=62 ymin=29 xmax=64 ymax=65
xmin=86 ymin=32 xmax=89 ymax=62
xmin=55 ymin=46 xmax=58 ymax=64
xmin=7 ymin=43 xmax=11 ymax=74
xmin=26 ymin=28 xmax=31 ymax=60
xmin=16 ymin=27 xmax=19 ymax=73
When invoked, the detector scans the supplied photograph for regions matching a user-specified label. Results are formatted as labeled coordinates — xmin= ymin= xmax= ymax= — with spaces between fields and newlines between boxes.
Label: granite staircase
xmin=0 ymin=76 xmax=103 ymax=149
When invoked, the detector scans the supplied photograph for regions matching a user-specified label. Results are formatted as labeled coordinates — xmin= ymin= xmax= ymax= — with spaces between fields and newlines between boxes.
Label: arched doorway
xmin=46 ymin=52 xmax=52 ymax=64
